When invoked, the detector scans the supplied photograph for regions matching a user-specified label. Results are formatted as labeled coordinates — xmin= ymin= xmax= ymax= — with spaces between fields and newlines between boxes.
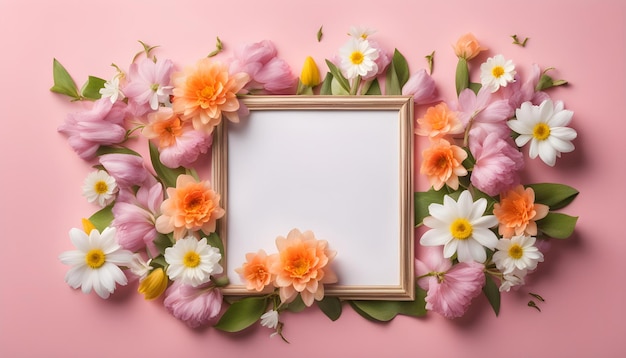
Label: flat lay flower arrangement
xmin=52 ymin=26 xmax=578 ymax=340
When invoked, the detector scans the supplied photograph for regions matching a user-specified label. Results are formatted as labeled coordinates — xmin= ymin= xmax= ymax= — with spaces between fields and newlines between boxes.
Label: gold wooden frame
xmin=212 ymin=96 xmax=414 ymax=300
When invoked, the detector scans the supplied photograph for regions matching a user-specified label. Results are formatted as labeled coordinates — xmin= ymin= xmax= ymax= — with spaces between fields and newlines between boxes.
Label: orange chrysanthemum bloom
xmin=453 ymin=33 xmax=487 ymax=60
xmin=143 ymin=107 xmax=184 ymax=148
xmin=420 ymin=139 xmax=468 ymax=190
xmin=172 ymin=58 xmax=249 ymax=134
xmin=493 ymin=185 xmax=549 ymax=238
xmin=271 ymin=229 xmax=337 ymax=307
xmin=155 ymin=174 xmax=225 ymax=239
xmin=415 ymin=102 xmax=463 ymax=139
xmin=235 ymin=250 xmax=275 ymax=292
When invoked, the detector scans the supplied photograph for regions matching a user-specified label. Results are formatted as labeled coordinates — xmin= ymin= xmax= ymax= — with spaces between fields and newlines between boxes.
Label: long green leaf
xmin=214 ymin=297 xmax=268 ymax=332
xmin=325 ymin=60 xmax=350 ymax=93
xmin=81 ymin=76 xmax=107 ymax=100
xmin=536 ymin=212 xmax=578 ymax=239
xmin=483 ymin=274 xmax=501 ymax=316
xmin=528 ymin=183 xmax=579 ymax=210
xmin=316 ymin=296 xmax=342 ymax=321
xmin=391 ymin=49 xmax=410 ymax=88
xmin=349 ymin=287 xmax=426 ymax=322
xmin=385 ymin=60 xmax=401 ymax=95
xmin=88 ymin=204 xmax=114 ymax=232
xmin=319 ymin=72 xmax=333 ymax=95
xmin=455 ymin=58 xmax=469 ymax=96
xmin=50 ymin=58 xmax=81 ymax=100
xmin=363 ymin=78 xmax=381 ymax=95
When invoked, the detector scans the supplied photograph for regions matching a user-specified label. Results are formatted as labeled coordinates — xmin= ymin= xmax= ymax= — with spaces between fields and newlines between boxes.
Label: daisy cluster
xmin=415 ymin=33 xmax=578 ymax=319
xmin=53 ymin=27 xmax=578 ymax=338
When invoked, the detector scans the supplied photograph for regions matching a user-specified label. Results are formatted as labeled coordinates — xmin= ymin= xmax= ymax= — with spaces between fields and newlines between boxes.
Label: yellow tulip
xmin=81 ymin=218 xmax=97 ymax=234
xmin=138 ymin=268 xmax=169 ymax=300
xmin=300 ymin=56 xmax=321 ymax=87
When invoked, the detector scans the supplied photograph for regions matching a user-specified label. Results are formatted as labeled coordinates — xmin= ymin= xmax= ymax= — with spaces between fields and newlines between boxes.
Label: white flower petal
xmin=550 ymin=127 xmax=578 ymax=141
xmin=537 ymin=140 xmax=557 ymax=166
xmin=420 ymin=228 xmax=450 ymax=246
xmin=548 ymin=136 xmax=575 ymax=153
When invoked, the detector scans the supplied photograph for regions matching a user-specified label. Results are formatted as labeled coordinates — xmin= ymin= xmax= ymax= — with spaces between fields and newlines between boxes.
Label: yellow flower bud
xmin=300 ymin=56 xmax=321 ymax=87
xmin=81 ymin=218 xmax=97 ymax=234
xmin=138 ymin=267 xmax=168 ymax=300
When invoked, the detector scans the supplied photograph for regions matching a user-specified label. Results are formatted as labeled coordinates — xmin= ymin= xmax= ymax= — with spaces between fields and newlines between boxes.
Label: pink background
xmin=1 ymin=0 xmax=624 ymax=357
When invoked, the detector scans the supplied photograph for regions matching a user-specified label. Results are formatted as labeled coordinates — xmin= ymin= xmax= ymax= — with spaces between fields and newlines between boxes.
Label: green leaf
xmin=316 ymin=296 xmax=342 ymax=321
xmin=50 ymin=58 xmax=81 ymax=100
xmin=536 ymin=212 xmax=578 ymax=239
xmin=153 ymin=233 xmax=175 ymax=255
xmin=385 ymin=59 xmax=401 ymax=95
xmin=527 ymin=183 xmax=579 ymax=210
xmin=95 ymin=145 xmax=141 ymax=157
xmin=317 ymin=26 xmax=323 ymax=42
xmin=330 ymin=77 xmax=350 ymax=95
xmin=150 ymin=255 xmax=167 ymax=269
xmin=455 ymin=58 xmax=469 ymax=96
xmin=319 ymin=72 xmax=333 ymax=95
xmin=469 ymin=82 xmax=482 ymax=94
xmin=88 ymin=204 xmax=114 ymax=232
xmin=471 ymin=188 xmax=497 ymax=215
xmin=325 ymin=60 xmax=350 ymax=93
xmin=483 ymin=274 xmax=501 ymax=316
xmin=349 ymin=287 xmax=426 ymax=322
xmin=214 ymin=297 xmax=268 ymax=332
xmin=207 ymin=37 xmax=223 ymax=58
xmin=149 ymin=141 xmax=186 ymax=188
xmin=204 ymin=231 xmax=225 ymax=256
xmin=363 ymin=78 xmax=381 ymax=95
xmin=285 ymin=294 xmax=306 ymax=313
xmin=414 ymin=189 xmax=448 ymax=226
xmin=81 ymin=76 xmax=106 ymax=100
xmin=391 ymin=49 xmax=410 ymax=88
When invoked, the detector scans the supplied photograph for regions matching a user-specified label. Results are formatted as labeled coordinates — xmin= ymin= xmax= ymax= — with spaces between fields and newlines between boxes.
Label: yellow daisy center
xmin=183 ymin=251 xmax=201 ymax=268
xmin=492 ymin=66 xmax=505 ymax=78
xmin=85 ymin=249 xmax=106 ymax=269
xmin=94 ymin=181 xmax=109 ymax=195
xmin=533 ymin=123 xmax=551 ymax=141
xmin=450 ymin=218 xmax=473 ymax=240
xmin=508 ymin=244 xmax=524 ymax=259
xmin=350 ymin=51 xmax=364 ymax=65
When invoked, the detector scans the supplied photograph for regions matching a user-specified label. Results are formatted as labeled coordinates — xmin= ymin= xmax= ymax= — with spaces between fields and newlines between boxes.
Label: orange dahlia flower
xmin=270 ymin=229 xmax=337 ymax=307
xmin=155 ymin=174 xmax=225 ymax=239
xmin=420 ymin=139 xmax=468 ymax=190
xmin=415 ymin=102 xmax=463 ymax=139
xmin=172 ymin=58 xmax=249 ymax=133
xmin=493 ymin=185 xmax=549 ymax=238
xmin=235 ymin=250 xmax=275 ymax=292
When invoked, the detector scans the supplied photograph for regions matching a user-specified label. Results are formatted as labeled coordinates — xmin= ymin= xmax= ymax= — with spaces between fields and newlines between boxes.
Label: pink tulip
xmin=99 ymin=153 xmax=150 ymax=188
xmin=124 ymin=58 xmax=174 ymax=113
xmin=229 ymin=40 xmax=297 ymax=94
xmin=58 ymin=99 xmax=127 ymax=160
xmin=416 ymin=246 xmax=485 ymax=319
xmin=456 ymin=87 xmax=513 ymax=138
xmin=469 ymin=128 xmax=524 ymax=196
xmin=163 ymin=281 xmax=223 ymax=328
xmin=402 ymin=69 xmax=438 ymax=105
xmin=112 ymin=183 xmax=163 ymax=255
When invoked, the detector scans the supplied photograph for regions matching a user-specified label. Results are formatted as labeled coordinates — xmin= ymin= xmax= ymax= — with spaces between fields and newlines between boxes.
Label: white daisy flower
xmin=99 ymin=76 xmax=125 ymax=103
xmin=82 ymin=170 xmax=118 ymax=207
xmin=508 ymin=99 xmax=577 ymax=166
xmin=347 ymin=26 xmax=377 ymax=40
xmin=493 ymin=235 xmax=544 ymax=275
xmin=164 ymin=236 xmax=223 ymax=287
xmin=480 ymin=54 xmax=516 ymax=92
xmin=58 ymin=227 xmax=134 ymax=299
xmin=339 ymin=38 xmax=379 ymax=80
xmin=420 ymin=190 xmax=499 ymax=263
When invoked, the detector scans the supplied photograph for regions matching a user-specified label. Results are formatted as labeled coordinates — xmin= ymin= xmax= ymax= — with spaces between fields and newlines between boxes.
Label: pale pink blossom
xmin=58 ymin=99 xmax=127 ymax=160
xmin=112 ymin=182 xmax=163 ymax=255
xmin=124 ymin=58 xmax=174 ymax=112
xmin=469 ymin=128 xmax=524 ymax=196
xmin=229 ymin=40 xmax=297 ymax=94
xmin=163 ymin=281 xmax=223 ymax=328
xmin=500 ymin=64 xmax=550 ymax=109
xmin=402 ymin=69 xmax=438 ymax=105
xmin=455 ymin=87 xmax=513 ymax=139
xmin=416 ymin=246 xmax=485 ymax=319
xmin=99 ymin=153 xmax=150 ymax=188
